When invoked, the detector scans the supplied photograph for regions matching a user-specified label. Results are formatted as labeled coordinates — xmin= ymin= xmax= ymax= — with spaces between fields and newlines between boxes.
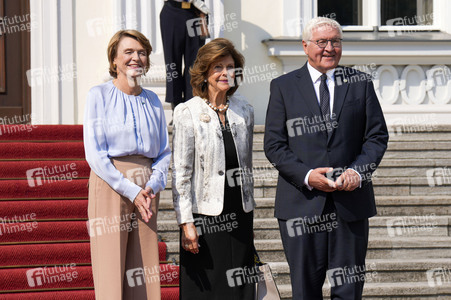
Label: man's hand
xmin=335 ymin=169 xmax=360 ymax=191
xmin=308 ymin=167 xmax=337 ymax=192
xmin=181 ymin=223 xmax=199 ymax=254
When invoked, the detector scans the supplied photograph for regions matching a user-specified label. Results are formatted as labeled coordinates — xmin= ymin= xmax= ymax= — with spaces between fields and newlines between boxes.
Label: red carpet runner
xmin=0 ymin=125 xmax=179 ymax=299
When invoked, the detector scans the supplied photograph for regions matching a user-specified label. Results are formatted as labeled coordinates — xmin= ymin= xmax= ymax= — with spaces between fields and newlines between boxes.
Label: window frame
xmin=316 ymin=0 xmax=441 ymax=32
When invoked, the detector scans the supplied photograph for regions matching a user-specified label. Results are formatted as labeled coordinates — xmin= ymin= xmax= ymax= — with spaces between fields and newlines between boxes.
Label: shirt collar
xmin=307 ymin=62 xmax=335 ymax=83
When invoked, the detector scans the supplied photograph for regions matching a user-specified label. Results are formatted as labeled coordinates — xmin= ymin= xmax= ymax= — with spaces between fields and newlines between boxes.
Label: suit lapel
xmin=328 ymin=66 xmax=350 ymax=144
xmin=226 ymin=97 xmax=242 ymax=138
xmin=295 ymin=64 xmax=322 ymax=119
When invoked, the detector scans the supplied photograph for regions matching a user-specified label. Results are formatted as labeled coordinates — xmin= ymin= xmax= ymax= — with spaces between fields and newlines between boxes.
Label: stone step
xmin=247 ymin=160 xmax=450 ymax=181
xmin=159 ymin=177 xmax=450 ymax=200
xmin=157 ymin=198 xmax=276 ymax=220
xmin=250 ymin=141 xmax=451 ymax=152
xmin=164 ymin=175 xmax=445 ymax=188
xmin=229 ymin=148 xmax=451 ymax=159
xmin=378 ymin=158 xmax=451 ymax=168
xmin=164 ymin=236 xmax=451 ymax=262
xmin=167 ymin=166 xmax=450 ymax=183
xmin=278 ymin=281 xmax=451 ymax=299
xmin=157 ymin=216 xmax=451 ymax=241
xmin=173 ymin=159 xmax=447 ymax=172
xmin=367 ymin=216 xmax=450 ymax=237
xmin=157 ymin=196 xmax=451 ymax=221
xmin=376 ymin=196 xmax=451 ymax=216
xmin=269 ymin=259 xmax=451 ymax=286
xmin=382 ymin=150 xmax=451 ymax=159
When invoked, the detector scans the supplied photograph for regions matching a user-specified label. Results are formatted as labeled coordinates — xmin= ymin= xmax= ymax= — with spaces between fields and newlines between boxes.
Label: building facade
xmin=2 ymin=0 xmax=450 ymax=126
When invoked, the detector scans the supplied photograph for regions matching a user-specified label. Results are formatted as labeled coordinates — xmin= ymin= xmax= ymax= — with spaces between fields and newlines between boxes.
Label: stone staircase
xmin=158 ymin=124 xmax=451 ymax=299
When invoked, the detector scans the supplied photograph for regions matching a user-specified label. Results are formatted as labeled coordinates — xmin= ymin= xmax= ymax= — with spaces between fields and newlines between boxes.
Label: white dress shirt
xmin=307 ymin=62 xmax=335 ymax=115
xmin=303 ymin=63 xmax=361 ymax=189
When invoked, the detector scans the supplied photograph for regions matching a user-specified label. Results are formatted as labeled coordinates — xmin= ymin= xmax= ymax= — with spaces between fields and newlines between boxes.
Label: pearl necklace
xmin=203 ymin=97 xmax=230 ymax=112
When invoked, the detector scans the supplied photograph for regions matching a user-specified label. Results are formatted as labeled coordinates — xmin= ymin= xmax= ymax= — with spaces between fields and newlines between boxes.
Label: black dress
xmin=179 ymin=114 xmax=255 ymax=300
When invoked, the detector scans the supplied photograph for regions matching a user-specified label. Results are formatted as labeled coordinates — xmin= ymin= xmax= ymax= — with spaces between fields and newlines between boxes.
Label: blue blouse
xmin=83 ymin=80 xmax=171 ymax=202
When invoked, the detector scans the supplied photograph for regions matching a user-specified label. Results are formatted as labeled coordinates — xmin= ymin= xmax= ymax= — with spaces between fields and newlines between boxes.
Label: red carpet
xmin=0 ymin=161 xmax=90 ymax=179
xmin=0 ymin=125 xmax=179 ymax=299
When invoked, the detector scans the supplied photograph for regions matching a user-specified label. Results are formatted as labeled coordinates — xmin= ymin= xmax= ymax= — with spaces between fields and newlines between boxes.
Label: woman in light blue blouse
xmin=83 ymin=30 xmax=171 ymax=300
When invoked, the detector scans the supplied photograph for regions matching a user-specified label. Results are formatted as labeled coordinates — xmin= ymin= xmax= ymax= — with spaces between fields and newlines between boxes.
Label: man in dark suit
xmin=264 ymin=17 xmax=388 ymax=299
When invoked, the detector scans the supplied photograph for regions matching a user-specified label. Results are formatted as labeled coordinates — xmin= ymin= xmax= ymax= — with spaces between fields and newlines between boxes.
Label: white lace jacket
xmin=172 ymin=95 xmax=256 ymax=225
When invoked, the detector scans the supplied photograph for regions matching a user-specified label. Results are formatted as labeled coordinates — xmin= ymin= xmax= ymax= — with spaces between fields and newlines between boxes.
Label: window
xmin=317 ymin=0 xmax=435 ymax=30
xmin=318 ymin=0 xmax=362 ymax=26
xmin=381 ymin=0 xmax=433 ymax=26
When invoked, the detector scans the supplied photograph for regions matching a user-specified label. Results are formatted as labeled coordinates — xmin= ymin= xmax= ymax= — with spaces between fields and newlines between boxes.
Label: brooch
xmin=200 ymin=113 xmax=211 ymax=123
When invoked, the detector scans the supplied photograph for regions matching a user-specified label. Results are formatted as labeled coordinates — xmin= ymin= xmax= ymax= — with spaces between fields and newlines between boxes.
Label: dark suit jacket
xmin=264 ymin=63 xmax=389 ymax=222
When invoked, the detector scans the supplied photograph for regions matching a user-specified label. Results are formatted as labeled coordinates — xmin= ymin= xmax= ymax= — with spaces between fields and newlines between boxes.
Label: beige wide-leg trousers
xmin=88 ymin=155 xmax=160 ymax=300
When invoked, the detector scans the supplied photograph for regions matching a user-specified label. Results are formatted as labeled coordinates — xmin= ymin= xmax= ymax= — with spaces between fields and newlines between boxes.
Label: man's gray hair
xmin=302 ymin=17 xmax=343 ymax=42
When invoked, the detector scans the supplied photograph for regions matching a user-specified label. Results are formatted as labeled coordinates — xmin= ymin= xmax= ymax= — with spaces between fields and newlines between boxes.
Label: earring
xmin=204 ymin=79 xmax=207 ymax=82
xmin=113 ymin=64 xmax=117 ymax=70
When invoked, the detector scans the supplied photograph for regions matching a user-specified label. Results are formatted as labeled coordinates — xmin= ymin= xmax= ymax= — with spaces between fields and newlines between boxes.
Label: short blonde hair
xmin=190 ymin=38 xmax=245 ymax=99
xmin=107 ymin=30 xmax=152 ymax=78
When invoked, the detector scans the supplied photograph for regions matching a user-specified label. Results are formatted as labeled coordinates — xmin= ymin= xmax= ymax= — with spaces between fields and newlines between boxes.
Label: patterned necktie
xmin=320 ymin=73 xmax=331 ymax=136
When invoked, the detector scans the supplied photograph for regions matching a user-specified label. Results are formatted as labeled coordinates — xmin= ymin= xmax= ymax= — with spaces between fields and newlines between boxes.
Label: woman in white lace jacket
xmin=172 ymin=38 xmax=256 ymax=299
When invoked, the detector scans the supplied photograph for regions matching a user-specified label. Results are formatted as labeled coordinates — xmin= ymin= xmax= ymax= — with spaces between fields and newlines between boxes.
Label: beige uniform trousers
xmin=88 ymin=155 xmax=160 ymax=300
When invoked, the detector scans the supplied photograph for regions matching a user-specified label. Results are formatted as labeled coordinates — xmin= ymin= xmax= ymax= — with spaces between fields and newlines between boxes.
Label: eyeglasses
xmin=309 ymin=39 xmax=343 ymax=48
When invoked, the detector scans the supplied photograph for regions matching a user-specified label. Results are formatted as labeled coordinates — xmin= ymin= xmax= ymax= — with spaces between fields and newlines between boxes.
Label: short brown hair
xmin=107 ymin=30 xmax=152 ymax=78
xmin=190 ymin=38 xmax=245 ymax=99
